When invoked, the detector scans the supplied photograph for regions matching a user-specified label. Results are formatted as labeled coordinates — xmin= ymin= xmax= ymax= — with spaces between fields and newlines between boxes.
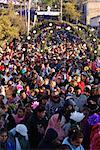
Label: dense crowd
xmin=0 ymin=29 xmax=100 ymax=150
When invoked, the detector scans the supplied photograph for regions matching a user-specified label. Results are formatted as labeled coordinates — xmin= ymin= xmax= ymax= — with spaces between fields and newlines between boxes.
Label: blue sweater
xmin=62 ymin=137 xmax=85 ymax=150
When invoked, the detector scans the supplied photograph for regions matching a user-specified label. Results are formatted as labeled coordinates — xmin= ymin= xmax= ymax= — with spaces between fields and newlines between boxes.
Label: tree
xmin=40 ymin=0 xmax=80 ymax=22
xmin=63 ymin=2 xmax=80 ymax=22
xmin=0 ymin=2 xmax=26 ymax=43
xmin=41 ymin=0 xmax=59 ymax=6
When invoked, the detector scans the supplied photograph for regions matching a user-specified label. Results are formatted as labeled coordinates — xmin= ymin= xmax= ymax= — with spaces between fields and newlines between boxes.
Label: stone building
xmin=82 ymin=0 xmax=100 ymax=26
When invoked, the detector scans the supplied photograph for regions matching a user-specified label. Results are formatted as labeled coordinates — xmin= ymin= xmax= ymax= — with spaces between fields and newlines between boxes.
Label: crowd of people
xmin=0 ymin=26 xmax=100 ymax=150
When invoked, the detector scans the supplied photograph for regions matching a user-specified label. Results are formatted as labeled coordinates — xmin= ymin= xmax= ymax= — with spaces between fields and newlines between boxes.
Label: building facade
xmin=82 ymin=0 xmax=100 ymax=26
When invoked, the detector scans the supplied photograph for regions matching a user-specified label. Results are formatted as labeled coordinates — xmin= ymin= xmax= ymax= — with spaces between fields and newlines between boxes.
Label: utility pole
xmin=27 ymin=0 xmax=32 ymax=35
xmin=24 ymin=0 xmax=27 ymax=27
xmin=19 ymin=0 xmax=23 ymax=17
xmin=61 ymin=0 xmax=63 ymax=21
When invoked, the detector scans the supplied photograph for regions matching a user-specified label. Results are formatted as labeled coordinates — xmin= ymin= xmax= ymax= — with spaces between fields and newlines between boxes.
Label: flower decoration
xmin=70 ymin=111 xmax=85 ymax=122
xmin=31 ymin=101 xmax=39 ymax=110
xmin=88 ymin=113 xmax=100 ymax=126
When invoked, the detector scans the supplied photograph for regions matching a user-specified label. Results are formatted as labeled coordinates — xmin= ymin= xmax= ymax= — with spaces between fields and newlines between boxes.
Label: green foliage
xmin=63 ymin=2 xmax=80 ymax=22
xmin=42 ymin=0 xmax=59 ymax=6
xmin=0 ymin=2 xmax=26 ymax=43
xmin=40 ymin=0 xmax=81 ymax=22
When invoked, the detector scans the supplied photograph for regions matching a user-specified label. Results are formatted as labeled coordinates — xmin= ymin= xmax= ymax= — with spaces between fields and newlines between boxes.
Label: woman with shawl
xmin=45 ymin=113 xmax=65 ymax=141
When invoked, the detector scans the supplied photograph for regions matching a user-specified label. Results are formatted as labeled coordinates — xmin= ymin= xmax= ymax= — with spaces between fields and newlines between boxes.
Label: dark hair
xmin=74 ymin=86 xmax=81 ymax=91
xmin=17 ymin=107 xmax=25 ymax=113
xmin=39 ymin=95 xmax=49 ymax=104
xmin=68 ymin=128 xmax=84 ymax=141
xmin=45 ymin=128 xmax=58 ymax=142
xmin=66 ymin=85 xmax=73 ymax=93
xmin=35 ymin=105 xmax=45 ymax=113
xmin=20 ymin=90 xmax=25 ymax=95
xmin=85 ymin=87 xmax=91 ymax=93
xmin=0 ymin=128 xmax=8 ymax=135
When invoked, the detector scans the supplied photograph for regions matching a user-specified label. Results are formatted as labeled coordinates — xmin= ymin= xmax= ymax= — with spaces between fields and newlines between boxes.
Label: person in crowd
xmin=0 ymin=128 xmax=15 ymax=150
xmin=5 ymin=80 xmax=16 ymax=102
xmin=23 ymin=103 xmax=33 ymax=124
xmin=0 ymin=23 xmax=99 ymax=149
xmin=73 ymin=87 xmax=87 ymax=111
xmin=62 ymin=128 xmax=85 ymax=150
xmin=13 ymin=107 xmax=25 ymax=124
xmin=46 ymin=113 xmax=65 ymax=141
xmin=4 ymin=108 xmax=16 ymax=131
xmin=46 ymin=90 xmax=64 ymax=118
xmin=18 ymin=90 xmax=31 ymax=107
xmin=26 ymin=105 xmax=48 ymax=149
xmin=38 ymin=128 xmax=60 ymax=150
xmin=10 ymin=124 xmax=29 ymax=150
xmin=88 ymin=113 xmax=100 ymax=150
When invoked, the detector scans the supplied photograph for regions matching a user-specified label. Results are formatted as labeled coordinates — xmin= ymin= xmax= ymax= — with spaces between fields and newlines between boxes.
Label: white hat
xmin=70 ymin=111 xmax=85 ymax=122
xmin=16 ymin=124 xmax=28 ymax=137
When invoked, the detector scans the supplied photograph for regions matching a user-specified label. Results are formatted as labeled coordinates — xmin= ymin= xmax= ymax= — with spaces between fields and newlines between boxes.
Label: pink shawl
xmin=46 ymin=114 xmax=65 ymax=141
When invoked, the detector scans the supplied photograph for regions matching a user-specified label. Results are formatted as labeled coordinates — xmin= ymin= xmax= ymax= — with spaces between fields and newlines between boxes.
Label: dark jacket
xmin=0 ymin=137 xmax=15 ymax=150
xmin=26 ymin=113 xmax=48 ymax=149
xmin=38 ymin=128 xmax=58 ymax=150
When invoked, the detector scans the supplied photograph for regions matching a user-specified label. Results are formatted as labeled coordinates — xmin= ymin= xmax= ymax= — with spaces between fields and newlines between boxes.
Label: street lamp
xmin=94 ymin=50 xmax=97 ymax=54
xmin=24 ymin=0 xmax=27 ymax=26
xmin=66 ymin=26 xmax=71 ymax=31
xmin=91 ymin=28 xmax=95 ymax=32
xmin=50 ymin=30 xmax=53 ymax=33
xmin=27 ymin=0 xmax=32 ymax=35
xmin=33 ymin=30 xmax=37 ymax=34
xmin=49 ymin=23 xmax=53 ymax=27
xmin=27 ymin=36 xmax=31 ymax=40
xmin=93 ymin=38 xmax=96 ymax=42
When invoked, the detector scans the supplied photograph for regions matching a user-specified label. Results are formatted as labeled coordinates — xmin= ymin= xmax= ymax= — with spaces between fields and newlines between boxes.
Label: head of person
xmin=40 ymin=95 xmax=48 ymax=105
xmin=66 ymin=85 xmax=74 ymax=94
xmin=63 ymin=99 xmax=75 ymax=122
xmin=84 ymin=86 xmax=91 ymax=96
xmin=16 ymin=107 xmax=25 ymax=118
xmin=35 ymin=105 xmax=46 ymax=119
xmin=45 ymin=128 xmax=58 ymax=143
xmin=7 ymin=80 xmax=13 ymax=87
xmin=50 ymin=88 xmax=60 ymax=103
xmin=6 ymin=72 xmax=10 ymax=77
xmin=50 ymin=81 xmax=56 ymax=88
xmin=51 ymin=91 xmax=60 ymax=103
xmin=56 ymin=78 xmax=61 ymax=85
xmin=0 ymin=95 xmax=4 ymax=103
xmin=0 ymin=128 xmax=8 ymax=143
xmin=20 ymin=90 xmax=27 ymax=99
xmin=37 ymin=77 xmax=44 ymax=87
xmin=64 ymin=99 xmax=75 ymax=113
xmin=75 ymin=87 xmax=82 ymax=96
xmin=74 ymin=75 xmax=81 ymax=83
xmin=25 ymin=104 xmax=32 ymax=114
xmin=81 ymin=72 xmax=87 ymax=82
xmin=15 ymin=124 xmax=28 ymax=140
xmin=44 ymin=78 xmax=49 ymax=85
xmin=87 ymin=99 xmax=99 ymax=113
xmin=68 ymin=128 xmax=84 ymax=147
